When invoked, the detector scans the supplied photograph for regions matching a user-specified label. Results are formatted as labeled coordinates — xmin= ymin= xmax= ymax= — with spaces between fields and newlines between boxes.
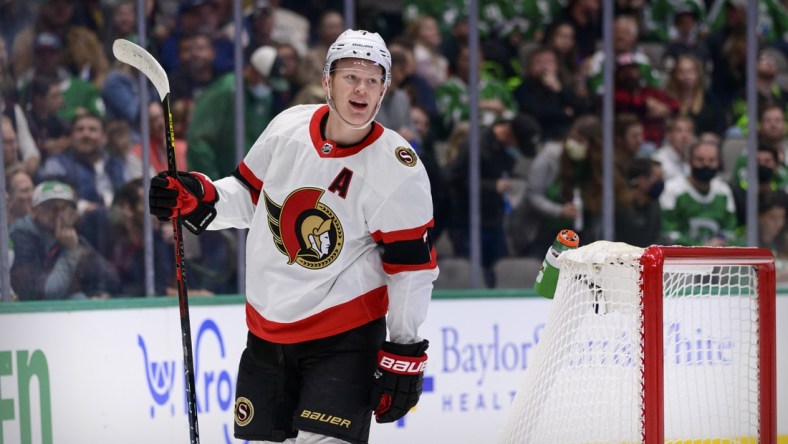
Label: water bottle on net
xmin=533 ymin=229 xmax=580 ymax=299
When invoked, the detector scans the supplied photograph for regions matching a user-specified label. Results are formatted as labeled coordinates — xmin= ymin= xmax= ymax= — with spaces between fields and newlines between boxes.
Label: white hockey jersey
xmin=210 ymin=104 xmax=439 ymax=344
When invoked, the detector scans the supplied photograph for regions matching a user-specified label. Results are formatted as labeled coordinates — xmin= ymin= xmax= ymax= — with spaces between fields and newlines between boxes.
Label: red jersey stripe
xmin=237 ymin=161 xmax=263 ymax=205
xmin=370 ymin=219 xmax=434 ymax=244
xmin=245 ymin=286 xmax=389 ymax=343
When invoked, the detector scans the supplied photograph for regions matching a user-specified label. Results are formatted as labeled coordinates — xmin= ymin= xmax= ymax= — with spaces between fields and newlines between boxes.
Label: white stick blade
xmin=112 ymin=39 xmax=169 ymax=101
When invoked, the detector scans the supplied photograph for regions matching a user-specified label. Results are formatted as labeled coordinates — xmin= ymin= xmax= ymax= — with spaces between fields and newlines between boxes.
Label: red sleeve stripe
xmin=236 ymin=161 xmax=263 ymax=205
xmin=382 ymin=247 xmax=437 ymax=274
xmin=371 ymin=219 xmax=434 ymax=244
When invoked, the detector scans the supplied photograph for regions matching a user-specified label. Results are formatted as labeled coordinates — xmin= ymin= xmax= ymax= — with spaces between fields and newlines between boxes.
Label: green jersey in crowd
xmin=660 ymin=175 xmax=739 ymax=246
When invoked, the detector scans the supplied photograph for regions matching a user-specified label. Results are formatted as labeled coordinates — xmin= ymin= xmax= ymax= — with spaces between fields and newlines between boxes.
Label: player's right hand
xmin=149 ymin=171 xmax=218 ymax=235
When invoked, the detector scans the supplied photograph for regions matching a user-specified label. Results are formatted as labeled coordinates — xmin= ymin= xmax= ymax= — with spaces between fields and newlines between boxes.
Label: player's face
xmin=326 ymin=58 xmax=386 ymax=126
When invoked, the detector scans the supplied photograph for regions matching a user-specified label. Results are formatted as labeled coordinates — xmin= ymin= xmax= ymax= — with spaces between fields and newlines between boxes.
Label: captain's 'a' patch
xmin=395 ymin=146 xmax=418 ymax=167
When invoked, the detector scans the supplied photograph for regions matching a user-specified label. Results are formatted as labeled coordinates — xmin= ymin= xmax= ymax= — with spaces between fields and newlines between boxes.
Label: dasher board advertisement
xmin=0 ymin=296 xmax=785 ymax=444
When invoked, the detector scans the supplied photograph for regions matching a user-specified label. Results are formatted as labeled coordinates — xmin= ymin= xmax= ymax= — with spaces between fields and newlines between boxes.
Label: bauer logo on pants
xmin=264 ymin=188 xmax=344 ymax=269
xmin=235 ymin=397 xmax=254 ymax=426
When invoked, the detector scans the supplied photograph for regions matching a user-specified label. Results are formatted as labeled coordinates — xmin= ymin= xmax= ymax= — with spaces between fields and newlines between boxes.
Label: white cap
xmin=250 ymin=46 xmax=278 ymax=77
xmin=32 ymin=181 xmax=76 ymax=207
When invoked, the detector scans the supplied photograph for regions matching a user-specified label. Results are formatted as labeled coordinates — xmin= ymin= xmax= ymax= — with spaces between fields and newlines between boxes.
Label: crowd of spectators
xmin=2 ymin=0 xmax=788 ymax=299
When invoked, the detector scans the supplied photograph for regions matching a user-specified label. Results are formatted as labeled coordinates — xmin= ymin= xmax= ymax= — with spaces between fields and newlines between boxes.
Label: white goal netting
xmin=498 ymin=242 xmax=766 ymax=444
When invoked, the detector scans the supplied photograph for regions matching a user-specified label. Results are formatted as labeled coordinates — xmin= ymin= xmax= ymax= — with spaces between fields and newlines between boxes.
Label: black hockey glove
xmin=371 ymin=339 xmax=429 ymax=423
xmin=149 ymin=171 xmax=218 ymax=235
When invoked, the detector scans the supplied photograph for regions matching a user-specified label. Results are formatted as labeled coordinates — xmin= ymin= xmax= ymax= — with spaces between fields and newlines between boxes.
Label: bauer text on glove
xmin=370 ymin=339 xmax=428 ymax=423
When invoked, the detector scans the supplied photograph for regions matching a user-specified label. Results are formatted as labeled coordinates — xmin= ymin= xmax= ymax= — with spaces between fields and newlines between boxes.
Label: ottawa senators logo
xmin=235 ymin=397 xmax=254 ymax=427
xmin=264 ymin=188 xmax=343 ymax=269
xmin=395 ymin=146 xmax=418 ymax=167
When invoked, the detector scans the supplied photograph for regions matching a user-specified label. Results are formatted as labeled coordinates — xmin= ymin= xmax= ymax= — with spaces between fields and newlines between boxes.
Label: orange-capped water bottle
xmin=533 ymin=229 xmax=580 ymax=299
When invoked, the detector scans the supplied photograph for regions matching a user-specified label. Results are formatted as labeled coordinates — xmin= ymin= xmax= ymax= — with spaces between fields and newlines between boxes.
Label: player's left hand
xmin=371 ymin=339 xmax=429 ymax=423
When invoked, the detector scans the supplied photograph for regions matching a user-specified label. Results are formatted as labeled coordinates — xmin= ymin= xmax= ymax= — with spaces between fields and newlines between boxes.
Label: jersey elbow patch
xmin=233 ymin=162 xmax=263 ymax=205
xmin=379 ymin=228 xmax=437 ymax=274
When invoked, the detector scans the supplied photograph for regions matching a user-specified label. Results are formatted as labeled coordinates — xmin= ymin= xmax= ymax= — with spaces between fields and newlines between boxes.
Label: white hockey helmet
xmin=323 ymin=29 xmax=391 ymax=87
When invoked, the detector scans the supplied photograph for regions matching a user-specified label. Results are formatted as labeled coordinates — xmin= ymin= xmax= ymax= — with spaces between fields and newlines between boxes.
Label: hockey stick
xmin=113 ymin=39 xmax=200 ymax=444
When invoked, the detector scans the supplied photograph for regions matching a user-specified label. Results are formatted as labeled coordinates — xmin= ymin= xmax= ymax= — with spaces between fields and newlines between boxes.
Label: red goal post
xmin=499 ymin=243 xmax=776 ymax=444
xmin=641 ymin=246 xmax=776 ymax=443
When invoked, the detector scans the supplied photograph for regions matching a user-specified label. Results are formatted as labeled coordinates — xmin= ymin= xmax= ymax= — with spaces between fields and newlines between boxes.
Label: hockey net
xmin=499 ymin=242 xmax=776 ymax=444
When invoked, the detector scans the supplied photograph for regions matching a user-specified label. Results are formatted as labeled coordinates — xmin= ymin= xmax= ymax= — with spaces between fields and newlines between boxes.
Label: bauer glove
xmin=371 ymin=339 xmax=428 ymax=423
xmin=149 ymin=171 xmax=218 ymax=235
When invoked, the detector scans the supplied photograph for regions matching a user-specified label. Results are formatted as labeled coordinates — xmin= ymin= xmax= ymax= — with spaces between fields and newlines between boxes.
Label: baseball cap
xmin=34 ymin=32 xmax=62 ymax=50
xmin=32 ymin=181 xmax=76 ymax=207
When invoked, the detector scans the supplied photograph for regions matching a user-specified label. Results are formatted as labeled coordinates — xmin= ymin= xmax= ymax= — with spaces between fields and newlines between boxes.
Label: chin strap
xmin=325 ymin=76 xmax=387 ymax=131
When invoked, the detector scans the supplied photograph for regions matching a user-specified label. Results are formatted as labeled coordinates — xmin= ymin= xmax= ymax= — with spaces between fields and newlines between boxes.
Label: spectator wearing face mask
xmin=615 ymin=158 xmax=666 ymax=247
xmin=187 ymin=45 xmax=287 ymax=181
xmin=660 ymin=140 xmax=739 ymax=246
xmin=511 ymin=115 xmax=605 ymax=257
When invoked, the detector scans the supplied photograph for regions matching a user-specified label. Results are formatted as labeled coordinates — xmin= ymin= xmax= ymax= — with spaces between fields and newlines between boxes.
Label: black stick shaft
xmin=162 ymin=94 xmax=200 ymax=444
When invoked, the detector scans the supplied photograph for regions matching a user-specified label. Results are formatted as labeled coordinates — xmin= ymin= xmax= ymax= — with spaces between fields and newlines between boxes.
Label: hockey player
xmin=149 ymin=29 xmax=438 ymax=444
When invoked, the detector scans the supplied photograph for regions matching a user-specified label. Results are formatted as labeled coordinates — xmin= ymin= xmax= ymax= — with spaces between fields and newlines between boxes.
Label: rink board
xmin=0 ymin=293 xmax=786 ymax=444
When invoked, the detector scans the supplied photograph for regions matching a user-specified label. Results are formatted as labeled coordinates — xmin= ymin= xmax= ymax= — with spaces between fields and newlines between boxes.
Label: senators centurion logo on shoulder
xmin=264 ymin=188 xmax=344 ymax=269
xmin=395 ymin=146 xmax=418 ymax=167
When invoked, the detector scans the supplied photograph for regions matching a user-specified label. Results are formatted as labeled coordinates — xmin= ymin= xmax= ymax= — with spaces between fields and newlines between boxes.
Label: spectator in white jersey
xmin=660 ymin=140 xmax=739 ymax=246
xmin=148 ymin=29 xmax=438 ymax=443
xmin=652 ymin=116 xmax=696 ymax=182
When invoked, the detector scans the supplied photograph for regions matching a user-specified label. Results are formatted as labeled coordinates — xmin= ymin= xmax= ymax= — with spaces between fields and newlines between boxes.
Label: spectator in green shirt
xmin=434 ymin=43 xmax=516 ymax=137
xmin=186 ymin=45 xmax=288 ymax=180
xmin=660 ymin=140 xmax=740 ymax=246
